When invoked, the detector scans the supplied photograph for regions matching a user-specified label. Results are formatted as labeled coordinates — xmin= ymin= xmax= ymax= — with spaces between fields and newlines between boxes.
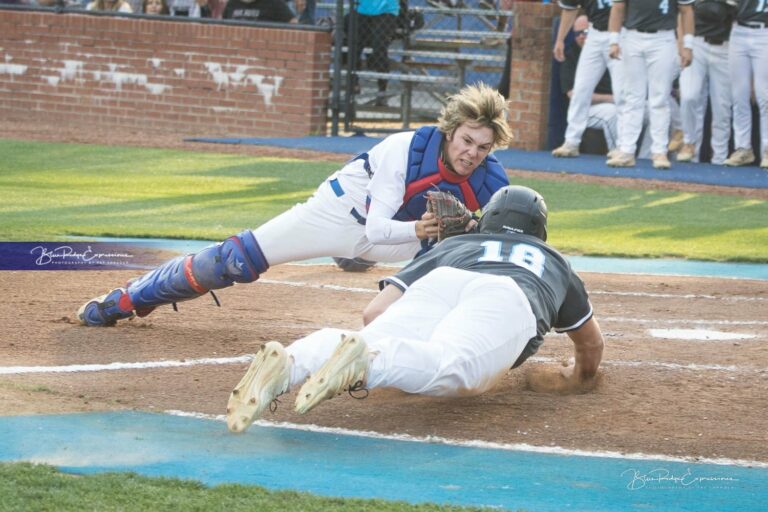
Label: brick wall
xmin=0 ymin=10 xmax=332 ymax=137
xmin=508 ymin=2 xmax=557 ymax=151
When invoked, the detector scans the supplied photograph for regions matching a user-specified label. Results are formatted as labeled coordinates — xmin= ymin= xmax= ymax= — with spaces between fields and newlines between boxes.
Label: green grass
xmin=0 ymin=138 xmax=766 ymax=262
xmin=0 ymin=462 xmax=496 ymax=512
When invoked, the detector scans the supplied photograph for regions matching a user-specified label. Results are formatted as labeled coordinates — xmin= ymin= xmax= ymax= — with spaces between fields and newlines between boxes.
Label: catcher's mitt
xmin=425 ymin=190 xmax=472 ymax=241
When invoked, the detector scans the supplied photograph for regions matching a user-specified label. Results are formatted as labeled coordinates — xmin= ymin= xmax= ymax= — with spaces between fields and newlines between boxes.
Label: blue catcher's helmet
xmin=478 ymin=185 xmax=548 ymax=241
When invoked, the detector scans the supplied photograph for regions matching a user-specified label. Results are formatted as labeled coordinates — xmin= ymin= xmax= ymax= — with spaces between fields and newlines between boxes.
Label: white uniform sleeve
xmin=364 ymin=132 xmax=420 ymax=245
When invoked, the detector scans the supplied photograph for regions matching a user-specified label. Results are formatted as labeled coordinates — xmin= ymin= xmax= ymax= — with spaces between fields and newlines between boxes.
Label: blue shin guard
xmin=127 ymin=230 xmax=269 ymax=312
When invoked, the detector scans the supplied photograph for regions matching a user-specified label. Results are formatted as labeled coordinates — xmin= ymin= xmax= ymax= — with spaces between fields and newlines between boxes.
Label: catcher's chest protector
xmin=394 ymin=126 xmax=509 ymax=222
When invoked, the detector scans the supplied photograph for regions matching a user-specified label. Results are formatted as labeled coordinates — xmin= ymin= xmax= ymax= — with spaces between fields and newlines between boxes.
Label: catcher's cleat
xmin=77 ymin=288 xmax=135 ymax=326
xmin=227 ymin=341 xmax=291 ymax=433
xmin=295 ymin=333 xmax=369 ymax=415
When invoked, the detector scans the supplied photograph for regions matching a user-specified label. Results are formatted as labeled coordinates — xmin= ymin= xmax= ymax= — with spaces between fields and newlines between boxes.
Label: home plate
xmin=648 ymin=329 xmax=757 ymax=341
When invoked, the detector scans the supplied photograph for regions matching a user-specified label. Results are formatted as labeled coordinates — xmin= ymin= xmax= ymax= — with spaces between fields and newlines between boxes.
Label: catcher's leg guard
xmin=78 ymin=231 xmax=268 ymax=326
xmin=128 ymin=230 xmax=269 ymax=310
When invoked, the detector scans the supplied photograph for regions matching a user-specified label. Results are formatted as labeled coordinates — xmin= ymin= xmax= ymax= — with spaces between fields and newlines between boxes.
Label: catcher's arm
xmin=365 ymin=197 xmax=439 ymax=243
xmin=363 ymin=284 xmax=404 ymax=326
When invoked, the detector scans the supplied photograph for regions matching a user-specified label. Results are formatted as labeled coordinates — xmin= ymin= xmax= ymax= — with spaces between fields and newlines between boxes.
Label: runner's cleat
xmin=227 ymin=341 xmax=291 ymax=433
xmin=295 ymin=333 xmax=369 ymax=415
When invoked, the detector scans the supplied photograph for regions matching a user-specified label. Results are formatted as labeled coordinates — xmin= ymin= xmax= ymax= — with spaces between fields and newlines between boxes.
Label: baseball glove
xmin=425 ymin=190 xmax=473 ymax=241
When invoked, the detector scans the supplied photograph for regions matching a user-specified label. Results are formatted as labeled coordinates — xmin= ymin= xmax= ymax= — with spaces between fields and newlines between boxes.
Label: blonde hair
xmin=437 ymin=83 xmax=513 ymax=150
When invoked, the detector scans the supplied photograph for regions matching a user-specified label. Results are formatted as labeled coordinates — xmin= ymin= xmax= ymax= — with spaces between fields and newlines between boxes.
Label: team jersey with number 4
xmin=381 ymin=232 xmax=594 ymax=365
xmin=616 ymin=0 xmax=695 ymax=32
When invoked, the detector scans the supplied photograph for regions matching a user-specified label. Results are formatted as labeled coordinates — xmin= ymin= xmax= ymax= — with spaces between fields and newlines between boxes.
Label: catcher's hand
xmin=425 ymin=190 xmax=473 ymax=242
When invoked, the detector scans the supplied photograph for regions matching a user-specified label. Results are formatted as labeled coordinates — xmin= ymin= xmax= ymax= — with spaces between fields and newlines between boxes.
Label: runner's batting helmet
xmin=478 ymin=185 xmax=548 ymax=241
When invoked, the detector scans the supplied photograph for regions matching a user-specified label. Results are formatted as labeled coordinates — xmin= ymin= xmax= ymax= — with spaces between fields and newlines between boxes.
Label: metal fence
xmin=321 ymin=0 xmax=514 ymax=135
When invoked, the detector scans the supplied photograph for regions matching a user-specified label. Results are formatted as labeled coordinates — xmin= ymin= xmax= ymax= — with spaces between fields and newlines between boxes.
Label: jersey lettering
xmin=478 ymin=241 xmax=546 ymax=278
xmin=659 ymin=0 xmax=669 ymax=14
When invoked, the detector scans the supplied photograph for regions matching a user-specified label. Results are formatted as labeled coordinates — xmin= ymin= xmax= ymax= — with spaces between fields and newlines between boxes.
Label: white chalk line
xmin=260 ymin=278 xmax=766 ymax=303
xmin=2 ymin=354 xmax=765 ymax=376
xmin=165 ymin=409 xmax=768 ymax=469
xmin=0 ymin=355 xmax=252 ymax=375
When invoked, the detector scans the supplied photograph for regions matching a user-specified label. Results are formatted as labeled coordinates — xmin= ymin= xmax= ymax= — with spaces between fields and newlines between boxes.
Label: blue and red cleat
xmin=76 ymin=288 xmax=136 ymax=326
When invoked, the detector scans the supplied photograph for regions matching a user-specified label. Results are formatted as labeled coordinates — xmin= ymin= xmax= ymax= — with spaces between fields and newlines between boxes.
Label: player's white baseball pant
xmin=252 ymin=171 xmax=420 ymax=265
xmin=679 ymin=37 xmax=732 ymax=164
xmin=563 ymin=26 xmax=625 ymax=147
xmin=286 ymin=267 xmax=537 ymax=396
xmin=729 ymin=24 xmax=768 ymax=154
xmin=617 ymin=29 xmax=678 ymax=156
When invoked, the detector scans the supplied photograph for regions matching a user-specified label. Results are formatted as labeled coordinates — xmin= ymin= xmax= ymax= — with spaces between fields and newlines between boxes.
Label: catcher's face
xmin=444 ymin=123 xmax=494 ymax=177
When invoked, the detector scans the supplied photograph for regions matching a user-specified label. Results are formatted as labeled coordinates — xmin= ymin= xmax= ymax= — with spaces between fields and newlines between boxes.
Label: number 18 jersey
xmin=381 ymin=232 xmax=594 ymax=364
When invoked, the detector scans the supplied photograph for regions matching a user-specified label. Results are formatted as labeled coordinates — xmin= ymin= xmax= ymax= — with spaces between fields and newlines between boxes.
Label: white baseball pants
xmin=729 ymin=24 xmax=768 ymax=154
xmin=286 ymin=267 xmax=537 ymax=396
xmin=564 ymin=26 xmax=625 ymax=147
xmin=252 ymin=172 xmax=421 ymax=266
xmin=679 ymin=37 xmax=732 ymax=164
xmin=617 ymin=29 xmax=679 ymax=155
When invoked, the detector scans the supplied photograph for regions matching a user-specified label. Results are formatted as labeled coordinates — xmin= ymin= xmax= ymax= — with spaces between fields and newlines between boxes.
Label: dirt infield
xmin=1 ymin=266 xmax=766 ymax=463
xmin=1 ymin=119 xmax=767 ymax=466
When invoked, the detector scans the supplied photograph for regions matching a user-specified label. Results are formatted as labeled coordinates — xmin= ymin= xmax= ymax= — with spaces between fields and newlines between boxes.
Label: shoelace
xmin=347 ymin=380 xmax=369 ymax=400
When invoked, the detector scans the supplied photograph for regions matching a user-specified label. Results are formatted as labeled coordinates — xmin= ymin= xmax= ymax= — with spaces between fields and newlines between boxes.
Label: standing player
xmin=77 ymin=84 xmax=512 ymax=327
xmin=606 ymin=0 xmax=695 ymax=169
xmin=676 ymin=0 xmax=736 ymax=164
xmin=724 ymin=0 xmax=768 ymax=169
xmin=551 ymin=0 xmax=626 ymax=158
xmin=226 ymin=186 xmax=605 ymax=433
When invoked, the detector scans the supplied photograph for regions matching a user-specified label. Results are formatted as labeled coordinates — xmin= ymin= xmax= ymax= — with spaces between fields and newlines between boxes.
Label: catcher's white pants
xmin=252 ymin=172 xmax=420 ymax=266
xmin=564 ymin=26 xmax=625 ymax=147
xmin=287 ymin=267 xmax=537 ymax=396
xmin=679 ymin=37 xmax=732 ymax=164
xmin=617 ymin=29 xmax=678 ymax=155
xmin=729 ymin=24 xmax=768 ymax=154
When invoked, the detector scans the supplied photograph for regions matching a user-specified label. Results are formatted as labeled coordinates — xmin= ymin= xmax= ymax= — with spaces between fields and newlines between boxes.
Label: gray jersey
xmin=381 ymin=232 xmax=593 ymax=367
xmin=559 ymin=0 xmax=614 ymax=31
xmin=617 ymin=0 xmax=695 ymax=31
xmin=736 ymin=0 xmax=768 ymax=23
xmin=694 ymin=0 xmax=736 ymax=39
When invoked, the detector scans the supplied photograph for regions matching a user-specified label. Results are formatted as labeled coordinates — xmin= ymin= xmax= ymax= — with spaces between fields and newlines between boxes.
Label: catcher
xmin=77 ymin=83 xmax=513 ymax=326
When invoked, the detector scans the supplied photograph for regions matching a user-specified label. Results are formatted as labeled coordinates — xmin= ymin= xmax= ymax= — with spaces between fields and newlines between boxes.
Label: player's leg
xmin=559 ymin=35 xmax=608 ymax=151
xmin=78 ymin=176 xmax=365 ymax=326
xmin=708 ymin=42 xmax=733 ymax=165
xmin=604 ymin=34 xmax=626 ymax=151
xmin=726 ymin=25 xmax=756 ymax=165
xmin=644 ymin=32 xmax=678 ymax=167
xmin=750 ymin=29 xmax=768 ymax=167
xmin=611 ymin=30 xmax=646 ymax=162
xmin=678 ymin=38 xmax=706 ymax=162
xmin=77 ymin=230 xmax=270 ymax=326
